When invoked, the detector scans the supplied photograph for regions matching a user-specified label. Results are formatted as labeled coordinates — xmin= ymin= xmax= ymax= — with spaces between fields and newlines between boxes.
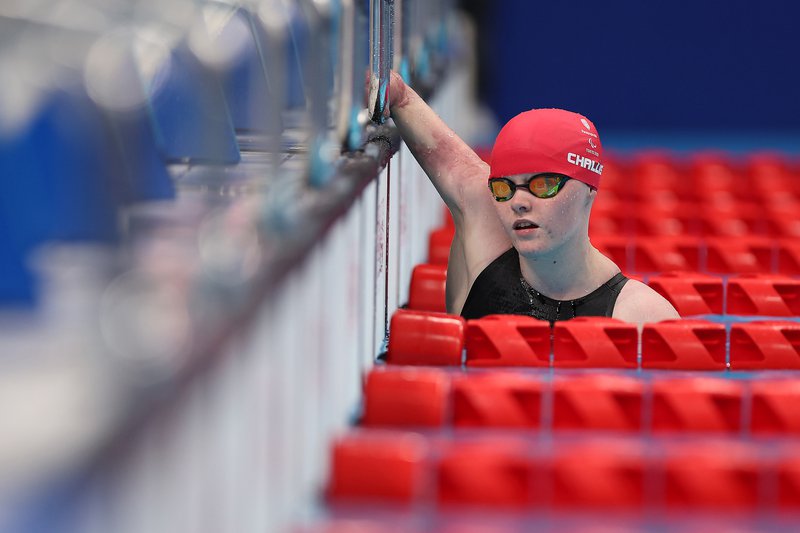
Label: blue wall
xmin=482 ymin=1 xmax=800 ymax=146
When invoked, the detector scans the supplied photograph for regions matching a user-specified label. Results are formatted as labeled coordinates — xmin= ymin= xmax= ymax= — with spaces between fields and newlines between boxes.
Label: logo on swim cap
xmin=581 ymin=118 xmax=591 ymax=130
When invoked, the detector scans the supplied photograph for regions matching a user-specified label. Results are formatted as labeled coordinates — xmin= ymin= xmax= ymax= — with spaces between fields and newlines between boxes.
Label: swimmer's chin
xmin=512 ymin=236 xmax=559 ymax=260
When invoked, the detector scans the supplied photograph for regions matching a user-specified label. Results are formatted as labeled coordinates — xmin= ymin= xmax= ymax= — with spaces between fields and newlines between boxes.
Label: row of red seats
xmin=591 ymin=209 xmax=800 ymax=239
xmin=410 ymin=265 xmax=800 ymax=317
xmin=387 ymin=311 xmax=800 ymax=370
xmin=429 ymin=230 xmax=800 ymax=275
xmin=592 ymin=236 xmax=800 ymax=275
xmin=588 ymin=153 xmax=799 ymax=239
xmin=593 ymin=182 xmax=797 ymax=213
xmin=601 ymin=152 xmax=800 ymax=201
xmin=592 ymin=183 xmax=800 ymax=204
xmin=328 ymin=431 xmax=800 ymax=510
xmin=301 ymin=517 xmax=784 ymax=533
xmin=589 ymin=209 xmax=800 ymax=239
xmin=363 ymin=367 xmax=800 ymax=434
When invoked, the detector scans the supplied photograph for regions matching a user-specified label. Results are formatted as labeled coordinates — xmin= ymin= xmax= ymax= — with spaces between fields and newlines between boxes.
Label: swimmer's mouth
xmin=513 ymin=220 xmax=539 ymax=230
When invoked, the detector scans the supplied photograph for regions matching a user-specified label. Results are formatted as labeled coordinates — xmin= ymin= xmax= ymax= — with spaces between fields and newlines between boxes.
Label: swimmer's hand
xmin=364 ymin=70 xmax=411 ymax=117
xmin=387 ymin=70 xmax=411 ymax=115
xmin=362 ymin=70 xmax=413 ymax=118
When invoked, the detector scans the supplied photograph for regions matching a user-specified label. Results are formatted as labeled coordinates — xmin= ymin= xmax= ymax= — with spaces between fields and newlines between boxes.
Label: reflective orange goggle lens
xmin=488 ymin=174 xmax=571 ymax=201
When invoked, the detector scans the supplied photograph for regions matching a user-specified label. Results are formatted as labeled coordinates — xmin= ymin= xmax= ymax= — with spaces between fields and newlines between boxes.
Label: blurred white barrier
xmin=0 ymin=2 xmax=486 ymax=531
xmin=82 ymin=73 xmax=472 ymax=533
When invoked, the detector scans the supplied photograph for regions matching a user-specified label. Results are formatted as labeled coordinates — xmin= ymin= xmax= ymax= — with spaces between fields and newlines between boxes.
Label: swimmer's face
xmin=490 ymin=173 xmax=595 ymax=258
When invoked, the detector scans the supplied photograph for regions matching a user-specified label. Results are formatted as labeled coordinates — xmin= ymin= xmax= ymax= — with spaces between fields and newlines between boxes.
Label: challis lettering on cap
xmin=567 ymin=153 xmax=603 ymax=175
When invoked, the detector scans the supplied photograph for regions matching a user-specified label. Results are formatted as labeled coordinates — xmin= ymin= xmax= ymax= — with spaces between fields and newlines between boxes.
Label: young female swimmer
xmin=387 ymin=71 xmax=679 ymax=323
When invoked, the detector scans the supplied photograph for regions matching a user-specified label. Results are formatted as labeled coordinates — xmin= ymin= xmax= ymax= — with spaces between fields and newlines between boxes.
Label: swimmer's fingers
xmin=363 ymin=69 xmax=410 ymax=122
xmin=387 ymin=70 xmax=410 ymax=115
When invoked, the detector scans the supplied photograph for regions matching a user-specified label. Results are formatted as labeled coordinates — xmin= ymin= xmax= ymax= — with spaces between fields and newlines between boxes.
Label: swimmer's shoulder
xmin=612 ymin=279 xmax=680 ymax=324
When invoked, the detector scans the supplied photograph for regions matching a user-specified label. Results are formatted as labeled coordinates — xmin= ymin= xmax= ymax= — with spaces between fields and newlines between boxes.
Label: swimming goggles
xmin=488 ymin=173 xmax=571 ymax=201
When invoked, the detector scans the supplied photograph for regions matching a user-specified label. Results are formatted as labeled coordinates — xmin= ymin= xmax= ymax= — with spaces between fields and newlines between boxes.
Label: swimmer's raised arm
xmin=386 ymin=71 xmax=511 ymax=314
xmin=387 ymin=71 xmax=489 ymax=220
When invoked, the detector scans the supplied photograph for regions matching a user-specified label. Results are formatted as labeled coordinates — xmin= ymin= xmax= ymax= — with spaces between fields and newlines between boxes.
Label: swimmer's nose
xmin=510 ymin=195 xmax=531 ymax=214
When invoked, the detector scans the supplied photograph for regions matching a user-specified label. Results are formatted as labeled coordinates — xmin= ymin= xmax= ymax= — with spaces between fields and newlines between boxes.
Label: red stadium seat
xmin=592 ymin=190 xmax=629 ymax=217
xmin=729 ymin=321 xmax=800 ymax=370
xmin=777 ymin=238 xmax=800 ymax=275
xmin=765 ymin=193 xmax=800 ymax=212
xmin=452 ymin=372 xmax=542 ymax=428
xmin=631 ymin=204 xmax=698 ymax=237
xmin=630 ymin=152 xmax=685 ymax=201
xmin=551 ymin=374 xmax=644 ymax=431
xmin=651 ymin=377 xmax=743 ymax=433
xmin=589 ymin=194 xmax=630 ymax=237
xmin=726 ymin=274 xmax=800 ymax=316
xmin=641 ymin=319 xmax=726 ymax=370
xmin=588 ymin=212 xmax=625 ymax=238
xmin=591 ymin=236 xmax=630 ymax=273
xmin=689 ymin=152 xmax=742 ymax=200
xmin=328 ymin=431 xmax=428 ymax=503
xmin=593 ymin=189 xmax=630 ymax=209
xmin=386 ymin=310 xmax=465 ymax=366
xmin=464 ymin=315 xmax=550 ymax=367
xmin=408 ymin=263 xmax=447 ymax=312
xmin=598 ymin=153 xmax=628 ymax=194
xmin=427 ymin=226 xmax=454 ymax=265
xmin=750 ymin=379 xmax=800 ymax=434
xmin=646 ymin=271 xmax=724 ymax=316
xmin=744 ymin=151 xmax=790 ymax=175
xmin=547 ymin=441 xmax=647 ymax=509
xmin=699 ymin=205 xmax=767 ymax=237
xmin=745 ymin=152 xmax=797 ymax=202
xmin=436 ymin=438 xmax=536 ymax=508
xmin=361 ymin=367 xmax=451 ymax=427
xmin=705 ymin=236 xmax=773 ymax=274
xmin=770 ymin=212 xmax=800 ymax=240
xmin=777 ymin=455 xmax=800 ymax=509
xmin=552 ymin=317 xmax=638 ymax=368
xmin=632 ymin=236 xmax=701 ymax=272
xmin=662 ymin=442 xmax=761 ymax=509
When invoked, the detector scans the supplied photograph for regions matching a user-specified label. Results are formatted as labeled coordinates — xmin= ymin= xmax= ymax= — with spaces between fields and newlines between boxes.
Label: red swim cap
xmin=489 ymin=108 xmax=604 ymax=189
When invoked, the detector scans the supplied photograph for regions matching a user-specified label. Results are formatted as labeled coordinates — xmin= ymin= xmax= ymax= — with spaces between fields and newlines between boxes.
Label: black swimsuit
xmin=460 ymin=248 xmax=629 ymax=322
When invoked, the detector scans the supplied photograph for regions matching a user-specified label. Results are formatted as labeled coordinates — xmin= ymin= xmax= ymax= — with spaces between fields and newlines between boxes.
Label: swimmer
xmin=387 ymin=71 xmax=679 ymax=323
